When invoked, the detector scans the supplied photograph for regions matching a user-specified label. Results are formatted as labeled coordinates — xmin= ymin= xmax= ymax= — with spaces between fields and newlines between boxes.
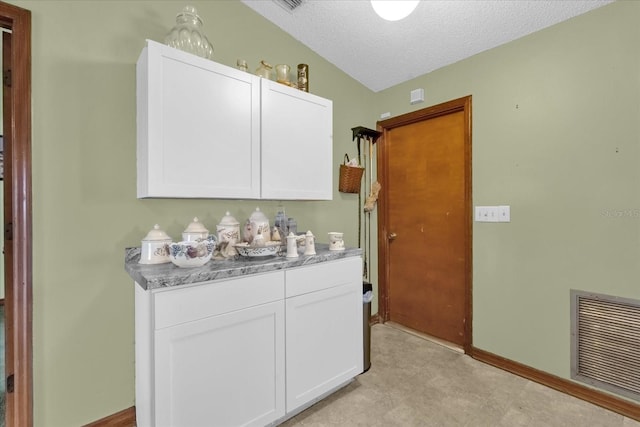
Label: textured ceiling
xmin=241 ymin=0 xmax=615 ymax=92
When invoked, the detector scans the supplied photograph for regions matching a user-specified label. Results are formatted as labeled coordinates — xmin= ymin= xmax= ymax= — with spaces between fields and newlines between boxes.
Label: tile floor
xmin=281 ymin=323 xmax=640 ymax=427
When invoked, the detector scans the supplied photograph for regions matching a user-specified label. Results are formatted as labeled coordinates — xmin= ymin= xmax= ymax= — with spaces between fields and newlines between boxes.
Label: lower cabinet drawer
xmin=153 ymin=270 xmax=284 ymax=329
xmin=285 ymin=257 xmax=361 ymax=298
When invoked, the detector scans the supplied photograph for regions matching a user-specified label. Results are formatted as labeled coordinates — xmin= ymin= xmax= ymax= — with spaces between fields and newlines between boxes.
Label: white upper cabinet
xmin=137 ymin=40 xmax=261 ymax=199
xmin=137 ymin=40 xmax=332 ymax=200
xmin=261 ymin=79 xmax=333 ymax=200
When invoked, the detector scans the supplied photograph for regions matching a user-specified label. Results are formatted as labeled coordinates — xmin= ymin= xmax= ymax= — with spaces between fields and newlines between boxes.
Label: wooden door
xmin=378 ymin=96 xmax=472 ymax=351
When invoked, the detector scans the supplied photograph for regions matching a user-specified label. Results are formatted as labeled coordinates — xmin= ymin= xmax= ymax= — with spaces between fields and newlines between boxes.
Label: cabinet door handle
xmin=388 ymin=232 xmax=397 ymax=241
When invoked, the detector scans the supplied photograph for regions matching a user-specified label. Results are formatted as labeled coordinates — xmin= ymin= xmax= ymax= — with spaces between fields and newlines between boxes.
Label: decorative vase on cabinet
xmin=164 ymin=5 xmax=214 ymax=60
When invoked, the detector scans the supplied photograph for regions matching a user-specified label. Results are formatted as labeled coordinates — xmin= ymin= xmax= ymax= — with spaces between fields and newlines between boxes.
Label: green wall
xmin=7 ymin=0 xmax=640 ymax=425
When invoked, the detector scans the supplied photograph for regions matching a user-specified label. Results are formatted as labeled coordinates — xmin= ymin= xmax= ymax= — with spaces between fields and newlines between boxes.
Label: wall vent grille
xmin=273 ymin=0 xmax=304 ymax=12
xmin=571 ymin=290 xmax=640 ymax=401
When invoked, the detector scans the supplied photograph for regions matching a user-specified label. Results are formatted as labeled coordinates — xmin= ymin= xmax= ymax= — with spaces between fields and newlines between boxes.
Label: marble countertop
xmin=125 ymin=243 xmax=363 ymax=290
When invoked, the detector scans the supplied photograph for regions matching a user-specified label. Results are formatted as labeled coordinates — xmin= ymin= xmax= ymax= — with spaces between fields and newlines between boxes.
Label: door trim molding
xmin=376 ymin=95 xmax=473 ymax=353
xmin=0 ymin=2 xmax=33 ymax=426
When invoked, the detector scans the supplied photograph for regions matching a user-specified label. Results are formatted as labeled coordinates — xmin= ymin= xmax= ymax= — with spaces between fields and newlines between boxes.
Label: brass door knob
xmin=388 ymin=232 xmax=397 ymax=241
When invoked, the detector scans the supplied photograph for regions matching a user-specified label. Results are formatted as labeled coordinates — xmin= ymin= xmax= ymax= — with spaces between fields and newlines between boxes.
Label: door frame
xmin=377 ymin=95 xmax=473 ymax=354
xmin=0 ymin=2 xmax=32 ymax=426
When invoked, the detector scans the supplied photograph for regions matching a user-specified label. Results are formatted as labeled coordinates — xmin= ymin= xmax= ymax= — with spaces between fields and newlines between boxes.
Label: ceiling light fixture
xmin=371 ymin=0 xmax=419 ymax=21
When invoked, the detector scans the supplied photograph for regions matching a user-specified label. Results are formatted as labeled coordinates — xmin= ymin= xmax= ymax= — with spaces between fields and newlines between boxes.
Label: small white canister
xmin=139 ymin=224 xmax=172 ymax=264
xmin=216 ymin=211 xmax=240 ymax=243
xmin=249 ymin=207 xmax=271 ymax=241
xmin=304 ymin=230 xmax=316 ymax=255
xmin=286 ymin=232 xmax=299 ymax=258
xmin=182 ymin=217 xmax=209 ymax=242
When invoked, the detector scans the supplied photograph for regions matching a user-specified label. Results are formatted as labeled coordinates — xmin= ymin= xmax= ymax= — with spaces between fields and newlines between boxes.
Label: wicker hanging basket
xmin=338 ymin=154 xmax=364 ymax=193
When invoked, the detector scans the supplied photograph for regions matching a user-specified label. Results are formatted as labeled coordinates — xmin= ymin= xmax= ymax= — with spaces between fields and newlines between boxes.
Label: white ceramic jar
xmin=139 ymin=224 xmax=172 ymax=264
xmin=216 ymin=211 xmax=240 ymax=243
xmin=328 ymin=231 xmax=345 ymax=251
xmin=182 ymin=217 xmax=209 ymax=242
xmin=249 ymin=207 xmax=271 ymax=242
xmin=286 ymin=232 xmax=299 ymax=258
xmin=304 ymin=230 xmax=316 ymax=255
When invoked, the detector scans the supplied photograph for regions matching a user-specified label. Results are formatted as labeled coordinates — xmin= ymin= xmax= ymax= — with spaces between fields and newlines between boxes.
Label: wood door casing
xmin=0 ymin=2 xmax=33 ymax=426
xmin=2 ymin=27 xmax=15 ymax=425
xmin=377 ymin=96 xmax=472 ymax=352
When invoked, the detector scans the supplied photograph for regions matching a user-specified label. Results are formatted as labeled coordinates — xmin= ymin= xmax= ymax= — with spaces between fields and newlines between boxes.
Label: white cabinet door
xmin=261 ymin=79 xmax=333 ymax=200
xmin=137 ymin=40 xmax=261 ymax=199
xmin=154 ymin=300 xmax=285 ymax=427
xmin=285 ymin=272 xmax=362 ymax=411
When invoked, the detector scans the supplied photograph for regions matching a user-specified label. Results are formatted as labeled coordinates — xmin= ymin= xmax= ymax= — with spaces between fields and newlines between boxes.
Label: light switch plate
xmin=475 ymin=206 xmax=496 ymax=222
xmin=476 ymin=205 xmax=510 ymax=222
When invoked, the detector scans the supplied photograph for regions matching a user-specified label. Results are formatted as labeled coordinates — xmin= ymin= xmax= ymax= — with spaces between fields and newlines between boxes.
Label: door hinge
xmin=3 ymin=69 xmax=11 ymax=88
xmin=5 ymin=222 xmax=12 ymax=241
xmin=7 ymin=374 xmax=14 ymax=393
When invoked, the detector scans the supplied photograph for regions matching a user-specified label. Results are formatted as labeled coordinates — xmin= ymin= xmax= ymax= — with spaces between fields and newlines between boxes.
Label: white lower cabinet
xmin=284 ymin=257 xmax=363 ymax=412
xmin=155 ymin=301 xmax=285 ymax=427
xmin=285 ymin=282 xmax=363 ymax=410
xmin=135 ymin=258 xmax=362 ymax=427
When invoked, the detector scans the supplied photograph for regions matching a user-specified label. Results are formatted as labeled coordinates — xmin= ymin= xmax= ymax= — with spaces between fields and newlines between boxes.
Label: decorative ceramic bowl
xmin=234 ymin=241 xmax=281 ymax=258
xmin=169 ymin=239 xmax=215 ymax=268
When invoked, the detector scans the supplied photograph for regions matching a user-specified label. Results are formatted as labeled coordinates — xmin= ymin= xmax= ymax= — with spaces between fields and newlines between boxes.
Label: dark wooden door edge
xmin=83 ymin=406 xmax=136 ymax=427
xmin=472 ymin=347 xmax=640 ymax=421
xmin=0 ymin=2 xmax=32 ymax=426
xmin=376 ymin=95 xmax=473 ymax=354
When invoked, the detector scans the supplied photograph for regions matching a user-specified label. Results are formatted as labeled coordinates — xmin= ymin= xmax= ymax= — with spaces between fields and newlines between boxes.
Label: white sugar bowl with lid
xmin=182 ymin=217 xmax=209 ymax=242
xmin=139 ymin=224 xmax=172 ymax=264
xmin=249 ymin=207 xmax=271 ymax=241
xmin=216 ymin=211 xmax=240 ymax=243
